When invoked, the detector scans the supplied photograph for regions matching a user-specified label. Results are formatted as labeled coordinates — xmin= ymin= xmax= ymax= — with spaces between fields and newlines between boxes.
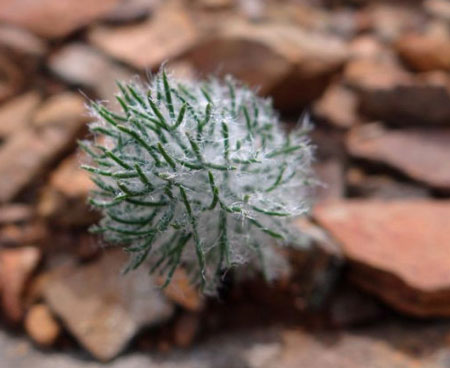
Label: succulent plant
xmin=80 ymin=69 xmax=315 ymax=292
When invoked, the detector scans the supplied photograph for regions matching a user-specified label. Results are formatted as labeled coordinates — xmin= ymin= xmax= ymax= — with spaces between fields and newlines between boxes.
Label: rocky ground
xmin=0 ymin=0 xmax=449 ymax=365
xmin=3 ymin=319 xmax=450 ymax=368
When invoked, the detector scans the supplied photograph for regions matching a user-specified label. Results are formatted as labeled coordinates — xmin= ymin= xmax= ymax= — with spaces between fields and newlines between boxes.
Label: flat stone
xmin=184 ymin=19 xmax=348 ymax=112
xmin=396 ymin=31 xmax=450 ymax=72
xmin=314 ymin=200 xmax=450 ymax=316
xmin=363 ymin=3 xmax=426 ymax=42
xmin=425 ymin=0 xmax=450 ymax=22
xmin=49 ymin=43 xmax=133 ymax=104
xmin=31 ymin=92 xmax=86 ymax=128
xmin=43 ymin=251 xmax=174 ymax=361
xmin=344 ymin=59 xmax=411 ymax=90
xmin=103 ymin=0 xmax=158 ymax=23
xmin=0 ymin=91 xmax=41 ymax=139
xmin=158 ymin=268 xmax=204 ymax=312
xmin=37 ymin=154 xmax=96 ymax=227
xmin=0 ymin=204 xmax=33 ymax=224
xmin=173 ymin=312 xmax=201 ymax=348
xmin=0 ymin=0 xmax=121 ymax=38
xmin=273 ymin=3 xmax=331 ymax=33
xmin=0 ymin=222 xmax=47 ymax=248
xmin=0 ymin=24 xmax=47 ymax=58
xmin=24 ymin=303 xmax=61 ymax=347
xmin=1 ymin=319 xmax=450 ymax=367
xmin=327 ymin=287 xmax=384 ymax=328
xmin=314 ymin=159 xmax=345 ymax=202
xmin=349 ymin=35 xmax=396 ymax=63
xmin=88 ymin=3 xmax=199 ymax=70
xmin=274 ymin=322 xmax=450 ymax=368
xmin=0 ymin=54 xmax=24 ymax=103
xmin=0 ymin=24 xmax=45 ymax=89
xmin=346 ymin=168 xmax=430 ymax=199
xmin=165 ymin=60 xmax=197 ymax=80
xmin=326 ymin=8 xmax=362 ymax=39
xmin=313 ymin=83 xmax=359 ymax=129
xmin=0 ymin=93 xmax=88 ymax=202
xmin=183 ymin=21 xmax=290 ymax=95
xmin=345 ymin=59 xmax=450 ymax=125
xmin=198 ymin=0 xmax=235 ymax=10
xmin=291 ymin=218 xmax=343 ymax=309
xmin=347 ymin=124 xmax=450 ymax=190
xmin=295 ymin=218 xmax=342 ymax=259
xmin=311 ymin=128 xmax=345 ymax=161
xmin=0 ymin=246 xmax=41 ymax=322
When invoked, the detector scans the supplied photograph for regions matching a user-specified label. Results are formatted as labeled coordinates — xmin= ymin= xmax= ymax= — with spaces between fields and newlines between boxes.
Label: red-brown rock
xmin=346 ymin=168 xmax=430 ymax=199
xmin=313 ymin=83 xmax=359 ymax=129
xmin=48 ymin=43 xmax=133 ymax=104
xmin=173 ymin=312 xmax=200 ymax=348
xmin=0 ymin=204 xmax=33 ymax=225
xmin=0 ymin=91 xmax=41 ymax=139
xmin=275 ymin=323 xmax=449 ymax=368
xmin=425 ymin=0 xmax=450 ymax=22
xmin=314 ymin=200 xmax=450 ymax=316
xmin=0 ymin=54 xmax=24 ymax=103
xmin=0 ymin=24 xmax=47 ymax=59
xmin=197 ymin=0 xmax=234 ymax=10
xmin=344 ymin=60 xmax=450 ymax=125
xmin=0 ymin=0 xmax=121 ymax=38
xmin=88 ymin=2 xmax=199 ymax=70
xmin=0 ymin=222 xmax=47 ymax=248
xmin=158 ymin=268 xmax=204 ymax=312
xmin=349 ymin=35 xmax=394 ymax=62
xmin=0 ymin=93 xmax=88 ymax=202
xmin=363 ymin=3 xmax=426 ymax=42
xmin=314 ymin=159 xmax=345 ymax=202
xmin=183 ymin=21 xmax=290 ymax=95
xmin=328 ymin=287 xmax=384 ymax=328
xmin=0 ymin=246 xmax=41 ymax=322
xmin=344 ymin=59 xmax=410 ymax=90
xmin=347 ymin=124 xmax=450 ymax=191
xmin=291 ymin=218 xmax=343 ymax=309
xmin=103 ymin=0 xmax=158 ymax=23
xmin=24 ymin=303 xmax=61 ymax=347
xmin=37 ymin=154 xmax=96 ymax=227
xmin=184 ymin=19 xmax=348 ymax=112
xmin=43 ymin=251 xmax=174 ymax=361
xmin=396 ymin=31 xmax=450 ymax=72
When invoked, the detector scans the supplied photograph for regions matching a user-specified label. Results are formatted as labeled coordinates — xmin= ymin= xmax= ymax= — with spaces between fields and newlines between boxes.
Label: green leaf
xmin=162 ymin=70 xmax=175 ymax=120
